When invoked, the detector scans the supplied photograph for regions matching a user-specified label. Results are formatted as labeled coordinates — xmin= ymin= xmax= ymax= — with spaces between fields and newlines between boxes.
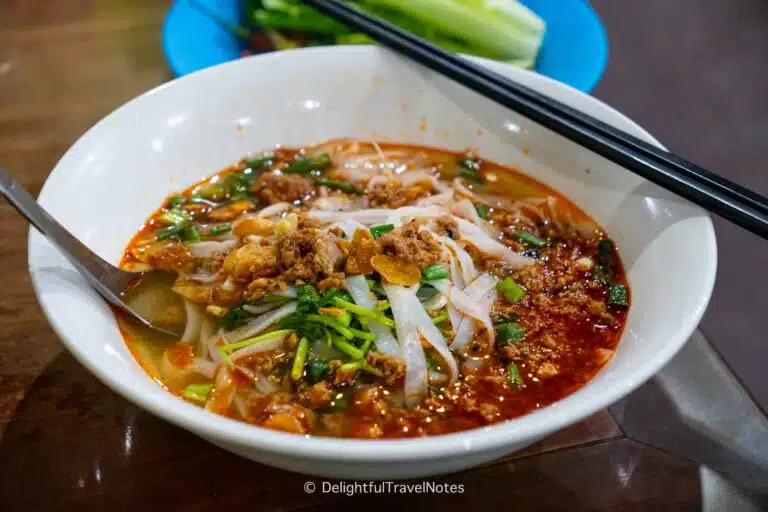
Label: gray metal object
xmin=0 ymin=168 xmax=176 ymax=336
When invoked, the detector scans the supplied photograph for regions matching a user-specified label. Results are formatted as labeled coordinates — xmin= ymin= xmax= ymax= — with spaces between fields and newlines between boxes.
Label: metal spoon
xmin=0 ymin=168 xmax=179 ymax=336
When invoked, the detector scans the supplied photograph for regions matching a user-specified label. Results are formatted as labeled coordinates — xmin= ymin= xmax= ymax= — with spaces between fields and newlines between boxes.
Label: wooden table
xmin=4 ymin=1 xmax=751 ymax=508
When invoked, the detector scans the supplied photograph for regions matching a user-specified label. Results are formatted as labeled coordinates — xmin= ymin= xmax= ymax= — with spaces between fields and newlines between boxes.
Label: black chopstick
xmin=302 ymin=0 xmax=768 ymax=239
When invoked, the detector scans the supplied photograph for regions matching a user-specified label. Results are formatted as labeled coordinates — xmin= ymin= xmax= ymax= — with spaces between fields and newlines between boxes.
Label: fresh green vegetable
xmin=209 ymin=224 xmax=232 ymax=236
xmin=607 ymin=284 xmax=629 ymax=307
xmin=306 ymin=360 xmax=330 ymax=384
xmin=282 ymin=153 xmax=331 ymax=176
xmin=243 ymin=154 xmax=274 ymax=170
xmin=348 ymin=327 xmax=376 ymax=342
xmin=370 ymin=223 xmax=395 ymax=239
xmin=422 ymin=263 xmax=449 ymax=281
xmin=497 ymin=277 xmax=525 ymax=304
xmin=307 ymin=314 xmax=354 ymax=339
xmin=331 ymin=297 xmax=395 ymax=328
xmin=316 ymin=179 xmax=361 ymax=195
xmin=182 ymin=224 xmax=202 ymax=242
xmin=297 ymin=284 xmax=322 ymax=314
xmin=182 ymin=383 xmax=213 ymax=403
xmin=458 ymin=156 xmax=484 ymax=183
xmin=156 ymin=223 xmax=187 ymax=240
xmin=515 ymin=230 xmax=548 ymax=248
xmin=597 ymin=239 xmax=615 ymax=267
xmin=497 ymin=323 xmax=525 ymax=344
xmin=475 ymin=203 xmax=489 ymax=219
xmin=417 ymin=284 xmax=440 ymax=301
xmin=291 ymin=337 xmax=310 ymax=381
xmin=426 ymin=356 xmax=440 ymax=371
xmin=245 ymin=0 xmax=544 ymax=66
xmin=218 ymin=306 xmax=249 ymax=331
xmin=431 ymin=311 xmax=449 ymax=325
xmin=592 ymin=265 xmax=612 ymax=286
xmin=507 ymin=362 xmax=524 ymax=390
xmin=219 ymin=329 xmax=294 ymax=353
xmin=340 ymin=360 xmax=383 ymax=377
xmin=331 ymin=335 xmax=365 ymax=360
xmin=157 ymin=209 xmax=191 ymax=226
xmin=167 ymin=195 xmax=186 ymax=209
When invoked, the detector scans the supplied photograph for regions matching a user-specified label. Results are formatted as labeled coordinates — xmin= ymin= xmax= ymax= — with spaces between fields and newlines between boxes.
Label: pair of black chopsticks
xmin=302 ymin=0 xmax=768 ymax=239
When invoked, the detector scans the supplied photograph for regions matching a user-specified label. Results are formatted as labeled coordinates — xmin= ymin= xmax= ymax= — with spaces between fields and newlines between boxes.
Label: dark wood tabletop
xmin=2 ymin=0 xmax=764 ymax=509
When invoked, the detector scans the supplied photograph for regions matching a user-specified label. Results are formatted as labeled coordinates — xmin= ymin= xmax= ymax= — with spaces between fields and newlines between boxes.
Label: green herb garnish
xmin=607 ymin=284 xmax=629 ymax=308
xmin=497 ymin=323 xmax=526 ymax=344
xmin=515 ymin=230 xmax=548 ymax=248
xmin=317 ymin=179 xmax=361 ymax=195
xmin=282 ymin=153 xmax=331 ymax=176
xmin=507 ymin=362 xmax=524 ymax=390
xmin=370 ymin=223 xmax=395 ymax=239
xmin=422 ymin=263 xmax=449 ymax=281
xmin=497 ymin=277 xmax=525 ymax=304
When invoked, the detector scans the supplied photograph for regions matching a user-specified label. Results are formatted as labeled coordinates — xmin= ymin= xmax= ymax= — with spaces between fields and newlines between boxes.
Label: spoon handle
xmin=0 ymin=168 xmax=124 ymax=302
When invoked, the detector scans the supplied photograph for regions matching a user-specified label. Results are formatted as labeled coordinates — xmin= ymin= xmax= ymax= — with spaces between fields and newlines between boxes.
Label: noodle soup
xmin=117 ymin=139 xmax=629 ymax=438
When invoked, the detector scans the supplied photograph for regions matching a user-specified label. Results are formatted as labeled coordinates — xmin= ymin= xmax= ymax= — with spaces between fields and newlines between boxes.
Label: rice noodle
xmin=308 ymin=205 xmax=445 ymax=226
xmin=452 ymin=216 xmax=534 ymax=268
xmin=222 ymin=301 xmax=297 ymax=343
xmin=365 ymin=175 xmax=390 ymax=192
xmin=451 ymin=198 xmax=485 ymax=227
xmin=398 ymin=170 xmax=438 ymax=189
xmin=383 ymin=284 xmax=427 ymax=408
xmin=191 ymin=358 xmax=216 ymax=379
xmin=312 ymin=196 xmax=353 ymax=212
xmin=198 ymin=314 xmax=215 ymax=357
xmin=188 ymin=240 xmax=237 ymax=259
xmin=230 ymin=336 xmax=287 ymax=362
xmin=416 ymin=189 xmax=454 ymax=206
xmin=449 ymin=274 xmax=498 ymax=352
xmin=427 ymin=278 xmax=495 ymax=350
xmin=436 ymin=235 xmax=478 ymax=286
xmin=208 ymin=330 xmax=223 ymax=364
xmin=256 ymin=202 xmax=292 ymax=218
xmin=404 ymin=288 xmax=459 ymax=383
xmin=181 ymin=300 xmax=203 ymax=345
xmin=183 ymin=269 xmax=218 ymax=283
xmin=346 ymin=275 xmax=401 ymax=358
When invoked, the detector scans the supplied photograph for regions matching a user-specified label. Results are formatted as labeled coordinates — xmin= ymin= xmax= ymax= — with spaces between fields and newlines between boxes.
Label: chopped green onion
xmin=416 ymin=284 xmax=439 ymax=301
xmin=597 ymin=239 xmax=615 ymax=267
xmin=339 ymin=360 xmax=383 ymax=377
xmin=291 ymin=337 xmax=309 ymax=381
xmin=217 ymin=306 xmax=249 ymax=331
xmin=307 ymin=314 xmax=354 ymax=339
xmin=431 ymin=311 xmax=449 ymax=325
xmin=182 ymin=224 xmax=202 ymax=242
xmin=331 ymin=335 xmax=365 ymax=360
xmin=422 ymin=263 xmax=449 ymax=281
xmin=515 ymin=230 xmax=548 ymax=248
xmin=209 ymin=223 xmax=232 ymax=236
xmin=316 ymin=179 xmax=361 ymax=195
xmin=475 ymin=203 xmax=489 ymax=219
xmin=182 ymin=383 xmax=213 ymax=403
xmin=497 ymin=323 xmax=525 ymax=344
xmin=426 ymin=356 xmax=440 ymax=371
xmin=331 ymin=297 xmax=395 ymax=328
xmin=458 ymin=157 xmax=484 ymax=183
xmin=244 ymin=154 xmax=274 ymax=170
xmin=157 ymin=210 xmax=191 ymax=226
xmin=306 ymin=360 xmax=330 ymax=384
xmin=167 ymin=195 xmax=186 ymax=209
xmin=507 ymin=362 xmax=524 ymax=390
xmin=219 ymin=329 xmax=293 ymax=353
xmin=592 ymin=265 xmax=612 ymax=286
xmin=607 ymin=284 xmax=629 ymax=307
xmin=497 ymin=277 xmax=525 ymax=304
xmin=156 ymin=224 xmax=186 ymax=240
xmin=282 ymin=153 xmax=331 ymax=176
xmin=349 ymin=327 xmax=376 ymax=342
xmin=370 ymin=223 xmax=395 ymax=239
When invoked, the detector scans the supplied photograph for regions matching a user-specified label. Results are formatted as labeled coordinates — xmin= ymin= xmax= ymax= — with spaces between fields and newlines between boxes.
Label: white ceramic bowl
xmin=28 ymin=46 xmax=716 ymax=479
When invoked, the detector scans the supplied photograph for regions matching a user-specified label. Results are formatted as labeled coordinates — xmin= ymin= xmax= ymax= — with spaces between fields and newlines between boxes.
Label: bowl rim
xmin=28 ymin=45 xmax=717 ymax=462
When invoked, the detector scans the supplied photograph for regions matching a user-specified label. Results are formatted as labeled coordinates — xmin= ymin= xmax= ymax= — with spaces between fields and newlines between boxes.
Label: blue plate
xmin=163 ymin=0 xmax=608 ymax=92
